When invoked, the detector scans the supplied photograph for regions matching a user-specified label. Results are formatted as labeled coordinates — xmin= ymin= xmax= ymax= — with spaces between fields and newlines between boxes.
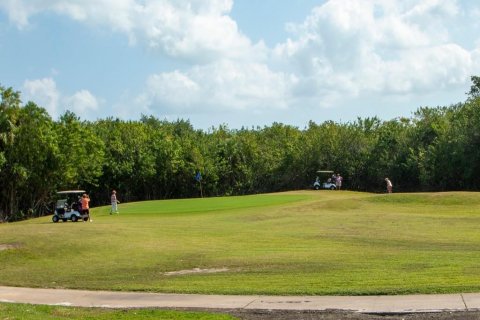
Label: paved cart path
xmin=2 ymin=286 xmax=480 ymax=314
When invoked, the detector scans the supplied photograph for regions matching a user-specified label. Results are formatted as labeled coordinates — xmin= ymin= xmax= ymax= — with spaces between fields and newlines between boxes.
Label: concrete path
xmin=1 ymin=286 xmax=480 ymax=313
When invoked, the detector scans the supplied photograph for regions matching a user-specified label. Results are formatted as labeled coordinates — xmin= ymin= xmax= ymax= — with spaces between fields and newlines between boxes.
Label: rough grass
xmin=0 ymin=302 xmax=237 ymax=319
xmin=1 ymin=191 xmax=480 ymax=295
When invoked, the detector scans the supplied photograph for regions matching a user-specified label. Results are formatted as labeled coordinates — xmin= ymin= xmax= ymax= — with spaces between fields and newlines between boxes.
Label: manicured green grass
xmin=0 ymin=302 xmax=237 ymax=319
xmin=1 ymin=191 xmax=480 ymax=295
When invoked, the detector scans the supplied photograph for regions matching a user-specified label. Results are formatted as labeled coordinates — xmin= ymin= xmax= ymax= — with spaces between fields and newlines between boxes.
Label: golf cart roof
xmin=56 ymin=190 xmax=86 ymax=194
xmin=316 ymin=170 xmax=334 ymax=174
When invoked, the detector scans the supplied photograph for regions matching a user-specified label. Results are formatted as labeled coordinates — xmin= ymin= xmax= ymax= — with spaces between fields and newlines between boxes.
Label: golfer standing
xmin=81 ymin=193 xmax=91 ymax=221
xmin=385 ymin=178 xmax=393 ymax=193
xmin=335 ymin=174 xmax=343 ymax=190
xmin=110 ymin=190 xmax=120 ymax=214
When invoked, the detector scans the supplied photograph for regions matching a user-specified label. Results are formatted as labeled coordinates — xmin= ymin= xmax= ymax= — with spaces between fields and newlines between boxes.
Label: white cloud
xmin=5 ymin=1 xmax=480 ymax=126
xmin=64 ymin=90 xmax=100 ymax=115
xmin=0 ymin=0 xmax=138 ymax=32
xmin=0 ymin=0 xmax=34 ymax=29
xmin=1 ymin=0 xmax=266 ymax=63
xmin=23 ymin=78 xmax=100 ymax=119
xmin=273 ymin=0 xmax=476 ymax=106
xmin=123 ymin=0 xmax=480 ymax=122
xmin=137 ymin=1 xmax=267 ymax=62
xmin=23 ymin=78 xmax=60 ymax=117
xmin=136 ymin=60 xmax=295 ymax=117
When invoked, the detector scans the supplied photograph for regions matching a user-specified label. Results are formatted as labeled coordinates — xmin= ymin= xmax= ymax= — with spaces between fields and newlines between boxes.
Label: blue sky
xmin=1 ymin=0 xmax=479 ymax=129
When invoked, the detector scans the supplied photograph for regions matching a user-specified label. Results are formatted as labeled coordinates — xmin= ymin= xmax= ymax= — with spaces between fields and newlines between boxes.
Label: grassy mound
xmin=1 ymin=191 xmax=480 ymax=295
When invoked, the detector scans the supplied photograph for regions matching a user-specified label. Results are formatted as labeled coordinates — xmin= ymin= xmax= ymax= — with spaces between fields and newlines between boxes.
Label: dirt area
xmin=164 ymin=267 xmax=229 ymax=276
xmin=220 ymin=309 xmax=480 ymax=320
xmin=0 ymin=243 xmax=21 ymax=251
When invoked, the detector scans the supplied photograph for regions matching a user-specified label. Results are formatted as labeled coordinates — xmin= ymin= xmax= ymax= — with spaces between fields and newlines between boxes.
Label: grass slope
xmin=1 ymin=191 xmax=480 ymax=295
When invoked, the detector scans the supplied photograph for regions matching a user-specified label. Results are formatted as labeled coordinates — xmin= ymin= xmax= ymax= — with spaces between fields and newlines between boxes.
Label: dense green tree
xmin=10 ymin=103 xmax=60 ymax=218
xmin=0 ymin=90 xmax=59 ymax=220
xmin=55 ymin=111 xmax=105 ymax=192
xmin=3 ymin=76 xmax=480 ymax=221
xmin=0 ymin=86 xmax=22 ymax=220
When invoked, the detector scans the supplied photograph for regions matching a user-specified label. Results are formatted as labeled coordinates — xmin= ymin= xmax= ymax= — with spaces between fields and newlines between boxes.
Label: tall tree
xmin=0 ymin=90 xmax=60 ymax=220
xmin=55 ymin=111 xmax=105 ymax=192
xmin=0 ymin=86 xmax=21 ymax=220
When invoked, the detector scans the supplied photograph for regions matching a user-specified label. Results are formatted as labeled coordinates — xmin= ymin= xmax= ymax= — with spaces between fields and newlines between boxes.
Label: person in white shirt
xmin=110 ymin=190 xmax=120 ymax=214
xmin=335 ymin=174 xmax=343 ymax=190
xmin=385 ymin=178 xmax=393 ymax=193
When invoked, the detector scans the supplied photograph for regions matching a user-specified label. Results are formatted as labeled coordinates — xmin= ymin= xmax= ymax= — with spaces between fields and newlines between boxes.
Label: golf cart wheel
xmin=314 ymin=185 xmax=320 ymax=190
xmin=52 ymin=215 xmax=59 ymax=223
xmin=83 ymin=216 xmax=88 ymax=222
xmin=330 ymin=185 xmax=336 ymax=190
xmin=71 ymin=215 xmax=78 ymax=222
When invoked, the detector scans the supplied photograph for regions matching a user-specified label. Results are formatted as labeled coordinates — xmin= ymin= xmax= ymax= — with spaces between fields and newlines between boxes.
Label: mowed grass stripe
xmin=1 ymin=191 xmax=480 ymax=295
xmin=111 ymin=193 xmax=311 ymax=216
xmin=0 ymin=302 xmax=237 ymax=320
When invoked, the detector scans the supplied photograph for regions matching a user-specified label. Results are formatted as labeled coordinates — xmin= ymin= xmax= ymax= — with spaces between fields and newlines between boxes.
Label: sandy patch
xmin=0 ymin=243 xmax=21 ymax=251
xmin=164 ymin=267 xmax=229 ymax=276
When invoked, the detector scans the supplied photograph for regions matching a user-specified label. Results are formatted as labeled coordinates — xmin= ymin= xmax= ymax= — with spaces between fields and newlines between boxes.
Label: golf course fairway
xmin=1 ymin=191 xmax=480 ymax=296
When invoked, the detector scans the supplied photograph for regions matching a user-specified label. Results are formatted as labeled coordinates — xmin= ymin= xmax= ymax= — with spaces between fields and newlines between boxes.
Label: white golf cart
xmin=313 ymin=170 xmax=337 ymax=190
xmin=52 ymin=190 xmax=89 ymax=223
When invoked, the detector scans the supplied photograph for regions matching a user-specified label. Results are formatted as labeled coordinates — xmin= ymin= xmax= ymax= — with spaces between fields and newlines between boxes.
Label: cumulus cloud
xmin=273 ymin=0 xmax=476 ymax=106
xmin=5 ymin=0 xmax=480 ymax=125
xmin=64 ymin=90 xmax=100 ymax=115
xmin=124 ymin=0 xmax=480 ymax=119
xmin=0 ymin=0 xmax=266 ymax=63
xmin=22 ymin=78 xmax=100 ymax=119
xmin=136 ymin=60 xmax=295 ymax=116
xmin=23 ymin=78 xmax=60 ymax=117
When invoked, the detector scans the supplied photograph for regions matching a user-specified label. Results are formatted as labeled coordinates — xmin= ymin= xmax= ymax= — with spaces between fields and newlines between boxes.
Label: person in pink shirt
xmin=335 ymin=174 xmax=343 ymax=190
xmin=81 ymin=193 xmax=91 ymax=221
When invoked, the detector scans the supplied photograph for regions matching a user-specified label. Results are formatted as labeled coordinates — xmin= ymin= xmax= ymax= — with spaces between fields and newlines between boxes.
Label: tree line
xmin=1 ymin=77 xmax=480 ymax=222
